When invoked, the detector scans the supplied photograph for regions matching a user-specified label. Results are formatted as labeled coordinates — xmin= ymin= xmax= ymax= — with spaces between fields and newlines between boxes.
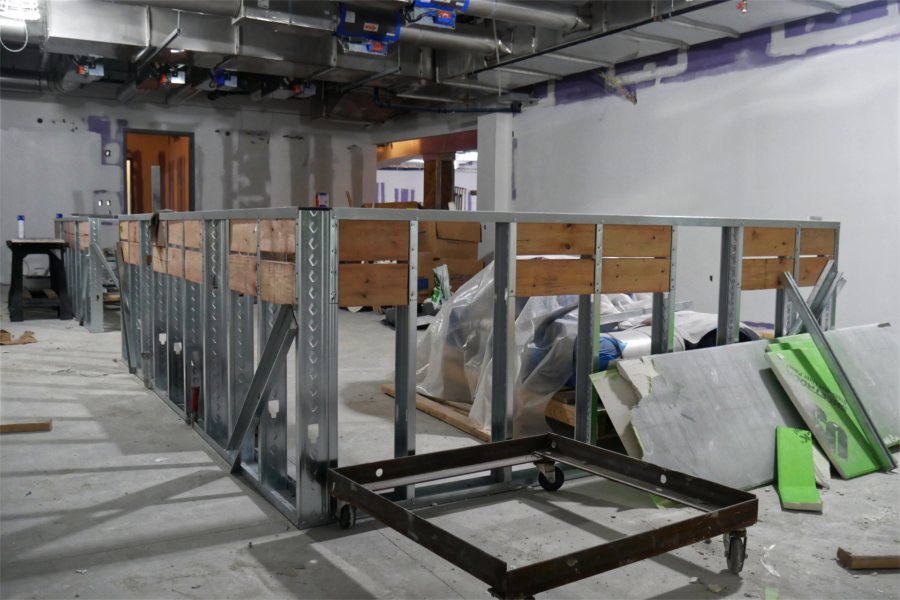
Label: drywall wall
xmin=0 ymin=93 xmax=376 ymax=283
xmin=498 ymin=4 xmax=900 ymax=327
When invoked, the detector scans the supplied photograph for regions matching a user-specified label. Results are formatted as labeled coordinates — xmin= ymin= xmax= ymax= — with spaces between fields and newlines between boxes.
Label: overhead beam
xmin=376 ymin=130 xmax=477 ymax=163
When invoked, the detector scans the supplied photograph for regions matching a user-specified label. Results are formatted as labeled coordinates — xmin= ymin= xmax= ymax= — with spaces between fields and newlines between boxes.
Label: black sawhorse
xmin=6 ymin=239 xmax=72 ymax=322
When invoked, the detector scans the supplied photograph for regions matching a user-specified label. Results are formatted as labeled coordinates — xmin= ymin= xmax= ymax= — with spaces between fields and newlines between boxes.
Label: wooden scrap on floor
xmin=381 ymin=384 xmax=490 ymax=443
xmin=836 ymin=548 xmax=900 ymax=570
xmin=0 ymin=330 xmax=37 ymax=345
xmin=543 ymin=388 xmax=617 ymax=440
xmin=0 ymin=419 xmax=52 ymax=434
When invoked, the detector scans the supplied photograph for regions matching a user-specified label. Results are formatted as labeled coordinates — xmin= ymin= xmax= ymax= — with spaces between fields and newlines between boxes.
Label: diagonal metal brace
xmin=226 ymin=304 xmax=297 ymax=473
xmin=787 ymin=259 xmax=842 ymax=335
xmin=91 ymin=241 xmax=120 ymax=288
xmin=782 ymin=272 xmax=896 ymax=471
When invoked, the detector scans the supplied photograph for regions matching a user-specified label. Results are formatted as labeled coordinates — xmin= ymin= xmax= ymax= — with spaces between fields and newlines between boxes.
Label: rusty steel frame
xmin=328 ymin=433 xmax=758 ymax=599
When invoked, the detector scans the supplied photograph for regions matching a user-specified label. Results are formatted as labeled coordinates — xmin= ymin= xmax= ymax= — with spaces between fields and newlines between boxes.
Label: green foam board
xmin=766 ymin=345 xmax=879 ymax=479
xmin=776 ymin=427 xmax=823 ymax=512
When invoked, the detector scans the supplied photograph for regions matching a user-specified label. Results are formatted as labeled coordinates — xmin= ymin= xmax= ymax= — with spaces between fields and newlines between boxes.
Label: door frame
xmin=123 ymin=128 xmax=196 ymax=214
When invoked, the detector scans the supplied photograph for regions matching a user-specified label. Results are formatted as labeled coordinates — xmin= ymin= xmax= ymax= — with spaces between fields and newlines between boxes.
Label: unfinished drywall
xmin=495 ymin=4 xmax=900 ymax=327
xmin=0 ymin=94 xmax=376 ymax=284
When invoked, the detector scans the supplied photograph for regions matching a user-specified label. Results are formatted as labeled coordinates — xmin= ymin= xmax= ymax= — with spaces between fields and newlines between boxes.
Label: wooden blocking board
xmin=183 ymin=220 xmax=202 ymax=249
xmin=516 ymin=259 xmax=593 ymax=296
xmin=260 ymin=260 xmax=295 ymax=305
xmin=151 ymin=245 xmax=167 ymax=273
xmin=743 ymin=227 xmax=795 ymax=257
xmin=230 ymin=219 xmax=257 ymax=254
xmin=119 ymin=221 xmax=129 ymax=241
xmin=185 ymin=250 xmax=203 ymax=284
xmin=63 ymin=222 xmax=75 ymax=245
xmin=167 ymin=221 xmax=184 ymax=247
xmin=602 ymin=225 xmax=671 ymax=258
xmin=78 ymin=225 xmax=90 ymax=251
xmin=741 ymin=256 xmax=828 ymax=290
xmin=799 ymin=228 xmax=836 ymax=256
xmin=517 ymin=223 xmax=595 ymax=255
xmin=166 ymin=247 xmax=184 ymax=279
xmin=339 ymin=220 xmax=409 ymax=261
xmin=602 ymin=258 xmax=670 ymax=293
xmin=259 ymin=219 xmax=296 ymax=254
xmin=228 ymin=254 xmax=257 ymax=296
xmin=338 ymin=263 xmax=408 ymax=307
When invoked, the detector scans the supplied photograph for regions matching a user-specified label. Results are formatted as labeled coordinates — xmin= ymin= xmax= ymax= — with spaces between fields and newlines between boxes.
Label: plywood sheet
xmin=602 ymin=225 xmax=671 ymax=258
xmin=167 ymin=221 xmax=184 ymax=247
xmin=259 ymin=219 xmax=295 ymax=254
xmin=601 ymin=258 xmax=670 ymax=293
xmin=184 ymin=250 xmax=203 ymax=284
xmin=228 ymin=254 xmax=257 ymax=296
xmin=766 ymin=344 xmax=879 ymax=479
xmin=166 ymin=247 xmax=184 ymax=279
xmin=743 ymin=227 xmax=795 ymax=257
xmin=183 ymin=220 xmax=202 ymax=249
xmin=230 ymin=219 xmax=257 ymax=254
xmin=626 ymin=340 xmax=803 ymax=490
xmin=741 ymin=256 xmax=828 ymax=290
xmin=799 ymin=228 xmax=836 ymax=256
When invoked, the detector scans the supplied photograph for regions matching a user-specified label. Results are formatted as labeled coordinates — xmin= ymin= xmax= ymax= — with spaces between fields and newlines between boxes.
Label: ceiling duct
xmin=108 ymin=0 xmax=508 ymax=54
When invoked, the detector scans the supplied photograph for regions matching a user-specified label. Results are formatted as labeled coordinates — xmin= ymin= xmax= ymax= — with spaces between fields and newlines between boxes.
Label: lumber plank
xmin=381 ymin=384 xmax=490 ymax=443
xmin=436 ymin=221 xmax=482 ymax=243
xmin=338 ymin=263 xmax=408 ymax=307
xmin=119 ymin=242 xmax=130 ymax=265
xmin=259 ymin=260 xmax=295 ymax=305
xmin=339 ymin=220 xmax=409 ymax=261
xmin=129 ymin=221 xmax=139 ymax=244
xmin=0 ymin=419 xmax=52 ymax=434
xmin=602 ymin=225 xmax=672 ymax=258
xmin=79 ymin=229 xmax=89 ymax=251
xmin=836 ymin=548 xmax=900 ymax=570
xmin=119 ymin=221 xmax=129 ymax=241
xmin=545 ymin=396 xmax=576 ymax=426
xmin=184 ymin=250 xmax=203 ymax=284
xmin=516 ymin=259 xmax=594 ymax=296
xmin=601 ymin=258 xmax=671 ymax=293
xmin=517 ymin=223 xmax=595 ymax=255
xmin=167 ymin=221 xmax=184 ymax=247
xmin=151 ymin=245 xmax=167 ymax=274
xmin=743 ymin=227 xmax=795 ymax=257
xmin=800 ymin=228 xmax=836 ymax=256
xmin=228 ymin=254 xmax=257 ymax=296
xmin=741 ymin=256 xmax=829 ymax=290
xmin=166 ymin=247 xmax=184 ymax=279
xmin=183 ymin=220 xmax=202 ymax=249
xmin=230 ymin=219 xmax=257 ymax=254
xmin=259 ymin=219 xmax=296 ymax=254
xmin=128 ymin=242 xmax=140 ymax=266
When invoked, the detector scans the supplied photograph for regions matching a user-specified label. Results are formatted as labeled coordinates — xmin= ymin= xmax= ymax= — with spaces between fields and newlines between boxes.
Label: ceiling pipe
xmin=0 ymin=68 xmax=93 ymax=95
xmin=463 ymin=0 xmax=589 ymax=31
xmin=350 ymin=0 xmax=589 ymax=31
xmin=107 ymin=0 xmax=509 ymax=54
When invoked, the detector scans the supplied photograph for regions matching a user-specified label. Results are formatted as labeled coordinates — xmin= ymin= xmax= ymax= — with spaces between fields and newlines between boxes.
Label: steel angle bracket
xmin=327 ymin=433 xmax=757 ymax=599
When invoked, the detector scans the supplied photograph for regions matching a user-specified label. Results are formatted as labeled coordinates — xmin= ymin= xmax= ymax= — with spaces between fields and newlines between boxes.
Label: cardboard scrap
xmin=775 ymin=427 xmax=822 ymax=512
xmin=0 ymin=330 xmax=37 ymax=345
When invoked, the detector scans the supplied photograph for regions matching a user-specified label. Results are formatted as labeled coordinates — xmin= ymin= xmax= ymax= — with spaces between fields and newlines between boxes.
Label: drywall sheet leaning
xmin=776 ymin=426 xmax=823 ymax=512
xmin=766 ymin=344 xmax=880 ymax=479
xmin=624 ymin=340 xmax=802 ymax=490
xmin=589 ymin=370 xmax=642 ymax=458
xmin=825 ymin=324 xmax=900 ymax=448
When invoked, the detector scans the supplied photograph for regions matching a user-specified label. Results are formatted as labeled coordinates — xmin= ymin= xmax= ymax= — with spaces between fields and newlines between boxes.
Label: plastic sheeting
xmin=416 ymin=263 xmax=694 ymax=436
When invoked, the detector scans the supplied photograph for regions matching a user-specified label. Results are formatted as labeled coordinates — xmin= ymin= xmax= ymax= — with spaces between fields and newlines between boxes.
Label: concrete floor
xmin=1 ymin=308 xmax=898 ymax=599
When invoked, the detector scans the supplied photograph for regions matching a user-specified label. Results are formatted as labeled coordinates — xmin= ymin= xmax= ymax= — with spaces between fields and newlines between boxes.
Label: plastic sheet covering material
xmin=625 ymin=340 xmax=803 ymax=490
xmin=416 ymin=264 xmax=677 ymax=436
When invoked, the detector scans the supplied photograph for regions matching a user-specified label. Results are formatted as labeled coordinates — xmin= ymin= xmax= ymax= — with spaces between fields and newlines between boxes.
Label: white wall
xmin=0 ymin=94 xmax=375 ymax=283
xmin=504 ymin=37 xmax=900 ymax=327
xmin=376 ymin=166 xmax=478 ymax=207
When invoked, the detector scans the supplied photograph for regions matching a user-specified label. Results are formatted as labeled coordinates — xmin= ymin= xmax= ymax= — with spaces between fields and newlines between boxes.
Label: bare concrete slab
xmin=1 ymin=310 xmax=898 ymax=599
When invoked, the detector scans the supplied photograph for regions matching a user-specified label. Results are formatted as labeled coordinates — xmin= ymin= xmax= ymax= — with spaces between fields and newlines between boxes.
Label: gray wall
xmin=0 ymin=94 xmax=376 ymax=283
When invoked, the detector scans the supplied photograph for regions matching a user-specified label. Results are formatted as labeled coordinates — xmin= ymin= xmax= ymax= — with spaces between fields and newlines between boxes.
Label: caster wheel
xmin=338 ymin=504 xmax=357 ymax=529
xmin=725 ymin=535 xmax=746 ymax=574
xmin=538 ymin=466 xmax=565 ymax=492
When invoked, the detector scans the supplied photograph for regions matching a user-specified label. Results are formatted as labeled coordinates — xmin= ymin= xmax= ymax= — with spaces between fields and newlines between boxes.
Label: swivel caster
xmin=338 ymin=504 xmax=357 ymax=530
xmin=537 ymin=465 xmax=565 ymax=492
xmin=723 ymin=530 xmax=747 ymax=574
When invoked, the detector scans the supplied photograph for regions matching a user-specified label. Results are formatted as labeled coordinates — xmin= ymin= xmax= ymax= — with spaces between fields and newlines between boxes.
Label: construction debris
xmin=775 ymin=427 xmax=823 ymax=512
xmin=836 ymin=548 xmax=900 ymax=570
xmin=0 ymin=330 xmax=37 ymax=346
xmin=0 ymin=419 xmax=53 ymax=434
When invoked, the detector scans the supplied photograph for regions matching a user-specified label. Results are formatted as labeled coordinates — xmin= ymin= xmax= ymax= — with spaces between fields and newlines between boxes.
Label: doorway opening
xmin=124 ymin=131 xmax=194 ymax=214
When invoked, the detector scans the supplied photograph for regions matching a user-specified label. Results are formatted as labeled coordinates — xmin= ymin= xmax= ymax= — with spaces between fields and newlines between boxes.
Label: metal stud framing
xmin=95 ymin=209 xmax=840 ymax=532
